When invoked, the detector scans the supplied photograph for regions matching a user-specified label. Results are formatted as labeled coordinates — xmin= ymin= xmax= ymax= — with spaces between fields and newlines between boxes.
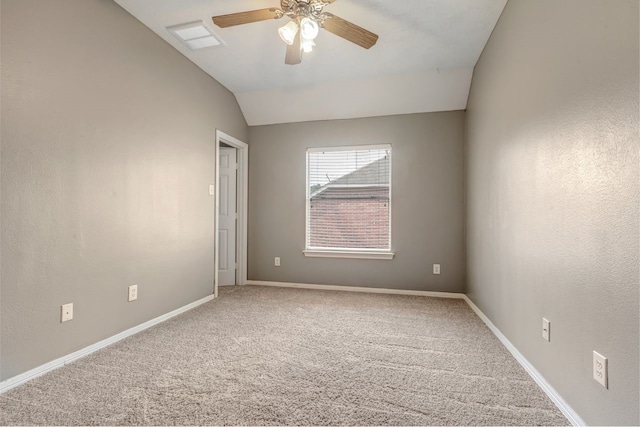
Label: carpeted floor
xmin=0 ymin=285 xmax=568 ymax=426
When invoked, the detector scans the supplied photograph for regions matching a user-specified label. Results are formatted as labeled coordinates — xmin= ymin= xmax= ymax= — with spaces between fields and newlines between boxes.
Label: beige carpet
xmin=0 ymin=285 xmax=568 ymax=426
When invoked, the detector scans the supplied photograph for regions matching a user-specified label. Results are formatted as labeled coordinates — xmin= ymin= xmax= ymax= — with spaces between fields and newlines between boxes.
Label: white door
xmin=218 ymin=147 xmax=237 ymax=286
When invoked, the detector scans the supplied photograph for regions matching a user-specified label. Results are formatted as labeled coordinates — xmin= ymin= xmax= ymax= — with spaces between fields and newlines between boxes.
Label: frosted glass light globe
xmin=300 ymin=17 xmax=319 ymax=40
xmin=278 ymin=21 xmax=299 ymax=45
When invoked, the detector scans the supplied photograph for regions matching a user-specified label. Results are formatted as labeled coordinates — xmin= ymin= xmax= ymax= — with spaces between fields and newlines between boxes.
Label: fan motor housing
xmin=281 ymin=0 xmax=326 ymax=21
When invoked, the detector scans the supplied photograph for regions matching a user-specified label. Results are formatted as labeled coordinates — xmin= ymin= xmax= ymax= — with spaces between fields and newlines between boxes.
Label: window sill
xmin=303 ymin=250 xmax=395 ymax=260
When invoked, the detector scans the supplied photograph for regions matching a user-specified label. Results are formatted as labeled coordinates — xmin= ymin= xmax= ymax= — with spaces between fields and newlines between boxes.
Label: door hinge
xmin=235 ymin=263 xmax=238 ymax=270
xmin=235 ymin=163 xmax=239 ymax=170
xmin=234 ymin=213 xmax=238 ymax=219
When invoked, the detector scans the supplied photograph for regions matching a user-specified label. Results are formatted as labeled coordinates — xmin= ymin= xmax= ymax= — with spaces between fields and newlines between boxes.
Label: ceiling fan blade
xmin=285 ymin=31 xmax=302 ymax=65
xmin=212 ymin=8 xmax=281 ymax=28
xmin=322 ymin=13 xmax=378 ymax=49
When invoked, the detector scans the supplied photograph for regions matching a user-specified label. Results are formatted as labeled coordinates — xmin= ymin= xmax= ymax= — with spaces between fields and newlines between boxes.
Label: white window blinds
xmin=306 ymin=145 xmax=391 ymax=252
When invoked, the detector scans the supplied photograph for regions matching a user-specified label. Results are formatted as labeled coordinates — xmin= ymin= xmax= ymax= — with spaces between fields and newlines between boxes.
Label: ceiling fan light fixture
xmin=300 ymin=17 xmax=319 ymax=40
xmin=211 ymin=0 xmax=379 ymax=65
xmin=278 ymin=21 xmax=299 ymax=45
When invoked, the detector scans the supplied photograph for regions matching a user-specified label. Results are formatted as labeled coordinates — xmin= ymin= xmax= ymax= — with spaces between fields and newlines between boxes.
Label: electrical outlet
xmin=209 ymin=184 xmax=214 ymax=196
xmin=542 ymin=318 xmax=550 ymax=341
xmin=128 ymin=285 xmax=138 ymax=302
xmin=274 ymin=257 xmax=281 ymax=267
xmin=433 ymin=264 xmax=441 ymax=275
xmin=593 ymin=351 xmax=608 ymax=388
xmin=61 ymin=303 xmax=73 ymax=322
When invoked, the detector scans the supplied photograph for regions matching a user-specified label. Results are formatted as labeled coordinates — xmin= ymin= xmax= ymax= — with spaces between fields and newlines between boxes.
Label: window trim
xmin=303 ymin=249 xmax=395 ymax=260
xmin=305 ymin=144 xmax=393 ymax=259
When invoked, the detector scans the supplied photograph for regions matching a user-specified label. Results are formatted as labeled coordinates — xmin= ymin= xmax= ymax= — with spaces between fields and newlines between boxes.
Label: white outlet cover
xmin=433 ymin=264 xmax=441 ymax=274
xmin=542 ymin=318 xmax=550 ymax=341
xmin=61 ymin=303 xmax=73 ymax=322
xmin=209 ymin=184 xmax=214 ymax=196
xmin=593 ymin=351 xmax=608 ymax=388
xmin=128 ymin=285 xmax=138 ymax=302
xmin=274 ymin=257 xmax=281 ymax=267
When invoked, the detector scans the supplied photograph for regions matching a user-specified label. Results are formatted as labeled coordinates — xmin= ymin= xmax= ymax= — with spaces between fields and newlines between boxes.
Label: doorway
xmin=214 ymin=130 xmax=248 ymax=298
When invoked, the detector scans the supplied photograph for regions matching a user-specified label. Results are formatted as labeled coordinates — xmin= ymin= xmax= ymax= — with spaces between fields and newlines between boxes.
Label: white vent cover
xmin=167 ymin=21 xmax=223 ymax=51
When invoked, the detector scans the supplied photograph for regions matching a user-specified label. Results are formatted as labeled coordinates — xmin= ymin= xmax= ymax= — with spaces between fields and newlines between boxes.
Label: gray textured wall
xmin=465 ymin=0 xmax=639 ymax=425
xmin=248 ymin=112 xmax=466 ymax=292
xmin=0 ymin=0 xmax=248 ymax=380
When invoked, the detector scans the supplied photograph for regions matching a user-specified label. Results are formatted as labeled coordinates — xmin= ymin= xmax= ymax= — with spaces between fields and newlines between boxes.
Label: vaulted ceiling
xmin=114 ymin=0 xmax=507 ymax=125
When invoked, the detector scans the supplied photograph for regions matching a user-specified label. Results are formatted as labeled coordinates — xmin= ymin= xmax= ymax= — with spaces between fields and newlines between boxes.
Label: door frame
xmin=214 ymin=130 xmax=248 ymax=298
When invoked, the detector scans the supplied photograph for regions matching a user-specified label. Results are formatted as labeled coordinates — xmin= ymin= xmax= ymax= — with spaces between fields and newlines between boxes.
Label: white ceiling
xmin=114 ymin=0 xmax=507 ymax=126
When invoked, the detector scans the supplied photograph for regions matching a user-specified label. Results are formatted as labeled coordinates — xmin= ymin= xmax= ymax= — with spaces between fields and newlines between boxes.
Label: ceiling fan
xmin=212 ymin=0 xmax=379 ymax=65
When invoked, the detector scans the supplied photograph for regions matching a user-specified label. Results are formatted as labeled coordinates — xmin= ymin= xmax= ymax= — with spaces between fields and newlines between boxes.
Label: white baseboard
xmin=245 ymin=280 xmax=465 ymax=299
xmin=462 ymin=296 xmax=586 ymax=426
xmin=0 ymin=294 xmax=216 ymax=395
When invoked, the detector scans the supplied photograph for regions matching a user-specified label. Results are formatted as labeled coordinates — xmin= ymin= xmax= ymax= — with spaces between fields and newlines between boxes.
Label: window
xmin=304 ymin=144 xmax=393 ymax=259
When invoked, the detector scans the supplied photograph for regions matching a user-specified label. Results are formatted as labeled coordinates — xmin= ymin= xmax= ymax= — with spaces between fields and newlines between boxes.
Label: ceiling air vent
xmin=167 ymin=21 xmax=223 ymax=51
